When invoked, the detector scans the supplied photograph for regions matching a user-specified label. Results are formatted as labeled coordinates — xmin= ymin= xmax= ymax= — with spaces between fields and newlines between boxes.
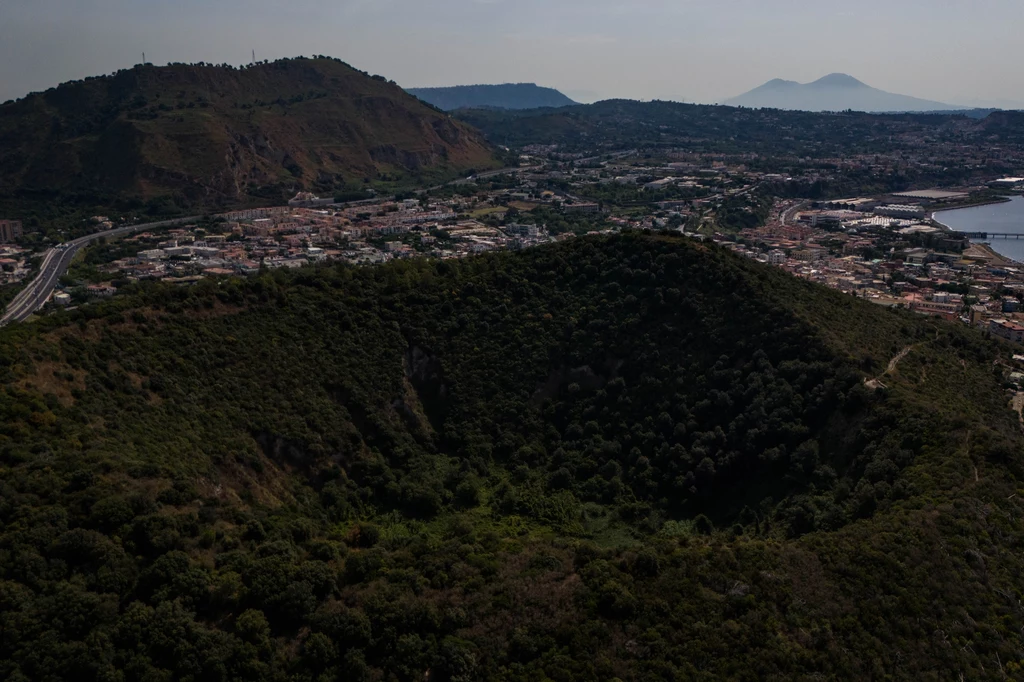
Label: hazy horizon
xmin=3 ymin=0 xmax=1023 ymax=108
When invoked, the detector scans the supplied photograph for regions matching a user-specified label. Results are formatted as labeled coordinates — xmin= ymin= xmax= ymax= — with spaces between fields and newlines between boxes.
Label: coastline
xmin=930 ymin=196 xmax=1014 ymax=224
xmin=930 ymin=195 xmax=1024 ymax=264
xmin=964 ymin=242 xmax=1023 ymax=267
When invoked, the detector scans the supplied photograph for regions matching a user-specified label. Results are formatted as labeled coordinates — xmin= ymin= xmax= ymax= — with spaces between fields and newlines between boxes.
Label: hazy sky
xmin=3 ymin=0 xmax=1023 ymax=106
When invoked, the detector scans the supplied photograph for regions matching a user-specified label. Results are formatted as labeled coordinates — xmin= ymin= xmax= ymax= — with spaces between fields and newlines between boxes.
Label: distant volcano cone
xmin=723 ymin=74 xmax=960 ymax=112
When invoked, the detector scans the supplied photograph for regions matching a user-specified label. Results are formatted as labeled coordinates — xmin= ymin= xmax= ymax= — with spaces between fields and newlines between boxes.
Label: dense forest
xmin=456 ymin=101 xmax=1024 ymax=166
xmin=406 ymin=84 xmax=577 ymax=111
xmin=1 ymin=233 xmax=1023 ymax=680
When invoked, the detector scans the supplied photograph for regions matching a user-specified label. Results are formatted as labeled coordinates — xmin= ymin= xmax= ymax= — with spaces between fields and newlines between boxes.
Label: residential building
xmin=909 ymin=300 xmax=960 ymax=321
xmin=87 ymin=284 xmax=117 ymax=298
xmin=904 ymin=248 xmax=931 ymax=265
xmin=791 ymin=247 xmax=827 ymax=261
xmin=990 ymin=319 xmax=1024 ymax=344
xmin=564 ymin=203 xmax=601 ymax=214
xmin=970 ymin=305 xmax=989 ymax=327
xmin=505 ymin=223 xmax=540 ymax=238
xmin=657 ymin=200 xmax=690 ymax=210
xmin=0 ymin=220 xmax=23 ymax=243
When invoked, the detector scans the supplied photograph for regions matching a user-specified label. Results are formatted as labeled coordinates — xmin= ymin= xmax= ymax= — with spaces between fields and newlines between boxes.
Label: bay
xmin=933 ymin=196 xmax=1024 ymax=263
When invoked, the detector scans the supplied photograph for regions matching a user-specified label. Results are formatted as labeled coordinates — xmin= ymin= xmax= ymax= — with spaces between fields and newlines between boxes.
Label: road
xmin=574 ymin=149 xmax=638 ymax=166
xmin=443 ymin=165 xmax=543 ymax=188
xmin=781 ymin=201 xmax=808 ymax=226
xmin=3 ymin=161 xmax=547 ymax=323
xmin=0 ymin=152 xmax=753 ymax=324
xmin=0 ymin=216 xmax=200 ymax=326
xmin=447 ymin=150 xmax=636 ymax=188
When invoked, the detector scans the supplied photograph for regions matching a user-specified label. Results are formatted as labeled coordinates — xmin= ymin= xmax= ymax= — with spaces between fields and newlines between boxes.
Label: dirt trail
xmin=1013 ymin=392 xmax=1024 ymax=427
xmin=886 ymin=345 xmax=915 ymax=375
xmin=865 ymin=344 xmax=919 ymax=391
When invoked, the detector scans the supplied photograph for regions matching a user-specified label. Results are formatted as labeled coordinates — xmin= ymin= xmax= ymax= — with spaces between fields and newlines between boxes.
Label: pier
xmin=953 ymin=231 xmax=1024 ymax=240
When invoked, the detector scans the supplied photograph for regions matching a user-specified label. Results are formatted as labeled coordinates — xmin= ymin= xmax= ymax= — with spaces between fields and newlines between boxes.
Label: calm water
xmin=933 ymin=196 xmax=1024 ymax=262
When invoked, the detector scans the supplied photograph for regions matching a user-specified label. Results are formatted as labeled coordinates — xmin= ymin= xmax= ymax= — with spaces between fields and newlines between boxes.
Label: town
xmin=4 ymin=154 xmax=1024 ymax=359
xmin=718 ymin=193 xmax=1024 ymax=349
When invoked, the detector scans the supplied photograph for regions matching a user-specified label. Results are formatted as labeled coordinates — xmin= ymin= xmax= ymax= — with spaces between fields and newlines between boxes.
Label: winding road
xmin=0 ymin=216 xmax=200 ymax=326
xmin=0 ymin=153 xmax=647 ymax=325
xmin=2 ymin=162 xmax=533 ymax=325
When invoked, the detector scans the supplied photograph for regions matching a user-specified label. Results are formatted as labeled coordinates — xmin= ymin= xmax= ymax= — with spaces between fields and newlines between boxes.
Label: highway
xmin=0 ymin=216 xmax=200 ymax=326
xmin=445 ymin=165 xmax=543 ymax=188
xmin=0 ymin=152 xmax=672 ymax=325
xmin=575 ymin=149 xmax=638 ymax=166
xmin=2 ymin=163 xmax=541 ymax=324
xmin=780 ymin=201 xmax=808 ymax=226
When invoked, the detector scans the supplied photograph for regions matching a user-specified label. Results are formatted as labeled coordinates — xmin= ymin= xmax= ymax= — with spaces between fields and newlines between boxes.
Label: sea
xmin=933 ymin=196 xmax=1024 ymax=263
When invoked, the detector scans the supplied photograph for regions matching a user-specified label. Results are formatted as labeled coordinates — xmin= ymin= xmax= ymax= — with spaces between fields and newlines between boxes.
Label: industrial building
xmin=891 ymin=189 xmax=970 ymax=203
xmin=824 ymin=198 xmax=878 ymax=211
xmin=874 ymin=205 xmax=926 ymax=219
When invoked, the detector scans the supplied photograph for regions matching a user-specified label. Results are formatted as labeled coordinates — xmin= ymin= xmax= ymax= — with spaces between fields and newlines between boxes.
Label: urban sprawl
xmin=3 ymin=158 xmax=1024 ymax=366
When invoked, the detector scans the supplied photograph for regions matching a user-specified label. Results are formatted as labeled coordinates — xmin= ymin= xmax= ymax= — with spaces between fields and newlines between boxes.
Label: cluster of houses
xmin=48 ymin=197 xmax=561 ymax=306
xmin=719 ymin=199 xmax=1024 ymax=346
xmin=0 ymin=244 xmax=34 ymax=287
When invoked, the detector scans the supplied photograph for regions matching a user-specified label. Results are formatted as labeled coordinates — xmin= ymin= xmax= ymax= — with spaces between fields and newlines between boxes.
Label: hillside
xmin=724 ymin=73 xmax=962 ymax=113
xmin=457 ymin=99 xmax=975 ymax=153
xmin=0 ymin=58 xmax=497 ymax=209
xmin=978 ymin=109 xmax=1024 ymax=143
xmin=406 ymin=83 xmax=577 ymax=111
xmin=454 ymin=99 xmax=1024 ymax=179
xmin=1 ymin=233 xmax=1024 ymax=679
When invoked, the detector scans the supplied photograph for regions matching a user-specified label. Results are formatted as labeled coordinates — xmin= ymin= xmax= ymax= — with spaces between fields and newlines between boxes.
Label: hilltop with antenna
xmin=0 ymin=57 xmax=497 ymax=206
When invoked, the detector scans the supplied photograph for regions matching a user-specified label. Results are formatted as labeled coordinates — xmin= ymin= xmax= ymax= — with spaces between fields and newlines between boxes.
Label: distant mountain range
xmin=723 ymin=73 xmax=964 ymax=113
xmin=0 ymin=58 xmax=496 ymax=207
xmin=406 ymin=83 xmax=577 ymax=111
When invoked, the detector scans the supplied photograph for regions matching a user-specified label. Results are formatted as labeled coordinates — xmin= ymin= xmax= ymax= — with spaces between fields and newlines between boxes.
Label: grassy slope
xmin=0 ymin=58 xmax=497 ymax=207
xmin=0 ymin=234 xmax=1022 ymax=680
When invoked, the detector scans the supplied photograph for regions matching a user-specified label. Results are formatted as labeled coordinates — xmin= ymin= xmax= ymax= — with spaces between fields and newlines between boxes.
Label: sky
xmin=2 ymin=0 xmax=1023 ymax=107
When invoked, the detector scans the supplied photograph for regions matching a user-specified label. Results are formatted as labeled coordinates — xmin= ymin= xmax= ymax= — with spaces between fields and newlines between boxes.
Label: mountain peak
xmin=724 ymin=73 xmax=959 ymax=113
xmin=810 ymin=73 xmax=866 ymax=88
xmin=763 ymin=78 xmax=799 ymax=88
